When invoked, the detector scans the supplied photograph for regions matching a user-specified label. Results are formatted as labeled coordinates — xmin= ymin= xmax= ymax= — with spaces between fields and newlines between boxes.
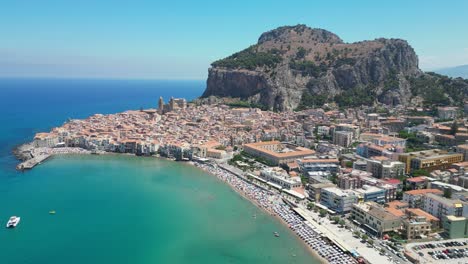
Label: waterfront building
xmin=193 ymin=141 xmax=227 ymax=159
xmin=351 ymin=202 xmax=402 ymax=237
xmin=260 ymin=167 xmax=302 ymax=189
xmin=33 ymin=132 xmax=60 ymax=148
xmin=320 ymin=187 xmax=358 ymax=213
xmin=308 ymin=183 xmax=336 ymax=202
xmin=243 ymin=141 xmax=314 ymax=166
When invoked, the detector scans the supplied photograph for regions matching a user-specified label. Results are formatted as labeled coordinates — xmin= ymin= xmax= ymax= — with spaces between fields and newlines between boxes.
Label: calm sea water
xmin=0 ymin=79 xmax=318 ymax=264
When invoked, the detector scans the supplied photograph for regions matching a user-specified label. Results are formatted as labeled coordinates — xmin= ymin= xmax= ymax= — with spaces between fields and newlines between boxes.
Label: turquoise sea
xmin=0 ymin=79 xmax=319 ymax=264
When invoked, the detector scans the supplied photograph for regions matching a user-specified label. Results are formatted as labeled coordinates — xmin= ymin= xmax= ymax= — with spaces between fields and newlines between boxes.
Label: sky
xmin=0 ymin=0 xmax=467 ymax=79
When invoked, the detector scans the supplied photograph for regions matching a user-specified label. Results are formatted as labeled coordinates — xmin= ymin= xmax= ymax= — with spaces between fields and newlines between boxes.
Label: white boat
xmin=6 ymin=216 xmax=21 ymax=228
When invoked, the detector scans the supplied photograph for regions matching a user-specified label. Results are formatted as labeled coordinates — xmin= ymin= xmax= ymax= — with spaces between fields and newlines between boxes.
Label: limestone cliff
xmin=202 ymin=25 xmax=467 ymax=111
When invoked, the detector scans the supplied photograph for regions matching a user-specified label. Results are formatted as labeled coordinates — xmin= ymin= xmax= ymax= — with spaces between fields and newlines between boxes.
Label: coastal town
xmin=15 ymin=97 xmax=468 ymax=264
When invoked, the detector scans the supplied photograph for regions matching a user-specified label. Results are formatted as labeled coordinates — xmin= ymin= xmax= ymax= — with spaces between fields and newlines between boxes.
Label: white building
xmin=33 ymin=133 xmax=60 ymax=148
xmin=260 ymin=167 xmax=302 ymax=189
xmin=423 ymin=193 xmax=468 ymax=222
xmin=320 ymin=187 xmax=358 ymax=213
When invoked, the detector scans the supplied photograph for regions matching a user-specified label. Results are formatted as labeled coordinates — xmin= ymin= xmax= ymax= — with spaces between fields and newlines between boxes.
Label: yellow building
xmin=398 ymin=149 xmax=463 ymax=173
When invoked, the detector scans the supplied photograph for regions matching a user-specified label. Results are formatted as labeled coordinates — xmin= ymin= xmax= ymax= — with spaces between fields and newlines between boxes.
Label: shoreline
xmin=191 ymin=161 xmax=351 ymax=264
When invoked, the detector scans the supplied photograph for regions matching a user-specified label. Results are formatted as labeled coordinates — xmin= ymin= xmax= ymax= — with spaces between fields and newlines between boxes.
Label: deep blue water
xmin=0 ymin=78 xmax=204 ymax=169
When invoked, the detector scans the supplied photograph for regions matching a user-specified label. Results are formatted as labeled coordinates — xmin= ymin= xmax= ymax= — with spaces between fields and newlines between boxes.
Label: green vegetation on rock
xmin=289 ymin=60 xmax=327 ymax=77
xmin=211 ymin=45 xmax=282 ymax=70
xmin=410 ymin=72 xmax=468 ymax=106
xmin=226 ymin=100 xmax=268 ymax=110
xmin=295 ymin=91 xmax=328 ymax=110
xmin=334 ymin=86 xmax=375 ymax=107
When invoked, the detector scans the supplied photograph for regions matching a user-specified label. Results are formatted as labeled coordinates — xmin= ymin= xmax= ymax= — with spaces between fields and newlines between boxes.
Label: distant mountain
xmin=201 ymin=24 xmax=468 ymax=111
xmin=436 ymin=65 xmax=468 ymax=79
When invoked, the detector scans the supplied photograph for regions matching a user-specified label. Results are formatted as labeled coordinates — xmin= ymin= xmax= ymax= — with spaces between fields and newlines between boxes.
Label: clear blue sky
xmin=1 ymin=0 xmax=467 ymax=79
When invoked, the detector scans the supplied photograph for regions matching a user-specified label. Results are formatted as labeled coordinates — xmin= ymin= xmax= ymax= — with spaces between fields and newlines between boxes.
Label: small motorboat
xmin=49 ymin=210 xmax=56 ymax=215
xmin=6 ymin=216 xmax=21 ymax=228
xmin=273 ymin=231 xmax=280 ymax=237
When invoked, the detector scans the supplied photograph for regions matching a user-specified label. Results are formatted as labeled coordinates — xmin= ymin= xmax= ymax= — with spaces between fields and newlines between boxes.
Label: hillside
xmin=201 ymin=25 xmax=468 ymax=111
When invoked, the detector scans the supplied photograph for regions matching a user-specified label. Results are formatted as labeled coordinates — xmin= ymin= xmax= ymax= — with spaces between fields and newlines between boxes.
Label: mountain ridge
xmin=201 ymin=24 xmax=467 ymax=111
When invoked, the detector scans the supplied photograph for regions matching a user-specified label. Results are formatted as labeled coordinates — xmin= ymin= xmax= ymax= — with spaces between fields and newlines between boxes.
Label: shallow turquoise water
xmin=0 ymin=155 xmax=318 ymax=264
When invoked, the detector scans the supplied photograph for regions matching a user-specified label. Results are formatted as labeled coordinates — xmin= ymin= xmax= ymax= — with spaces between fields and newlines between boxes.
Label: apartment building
xmin=320 ymin=187 xmax=358 ymax=213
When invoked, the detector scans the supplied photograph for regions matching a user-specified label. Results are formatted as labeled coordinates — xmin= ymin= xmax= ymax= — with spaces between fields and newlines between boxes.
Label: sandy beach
xmin=193 ymin=161 xmax=355 ymax=264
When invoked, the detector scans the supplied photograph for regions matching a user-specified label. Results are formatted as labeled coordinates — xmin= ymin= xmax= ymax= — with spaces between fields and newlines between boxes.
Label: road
xmin=296 ymin=204 xmax=411 ymax=264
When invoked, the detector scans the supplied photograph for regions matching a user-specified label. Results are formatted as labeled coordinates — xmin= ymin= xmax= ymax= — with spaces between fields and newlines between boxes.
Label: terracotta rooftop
xmin=404 ymin=189 xmax=443 ymax=196
xmin=406 ymin=208 xmax=439 ymax=222
xmin=385 ymin=179 xmax=402 ymax=185
xmin=407 ymin=177 xmax=426 ymax=183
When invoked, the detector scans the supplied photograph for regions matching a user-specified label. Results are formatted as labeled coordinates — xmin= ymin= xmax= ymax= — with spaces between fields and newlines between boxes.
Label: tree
xmin=319 ymin=209 xmax=327 ymax=217
xmin=361 ymin=234 xmax=368 ymax=241
xmin=443 ymin=188 xmax=452 ymax=198
xmin=295 ymin=47 xmax=307 ymax=59
xmin=450 ymin=121 xmax=458 ymax=135
xmin=330 ymin=174 xmax=338 ymax=184
xmin=345 ymin=161 xmax=353 ymax=168
xmin=307 ymin=202 xmax=315 ymax=210
xmin=368 ymin=240 xmax=374 ymax=246
xmin=332 ymin=216 xmax=340 ymax=223
xmin=412 ymin=169 xmax=429 ymax=177
xmin=338 ymin=219 xmax=345 ymax=227
xmin=353 ymin=231 xmax=360 ymax=237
